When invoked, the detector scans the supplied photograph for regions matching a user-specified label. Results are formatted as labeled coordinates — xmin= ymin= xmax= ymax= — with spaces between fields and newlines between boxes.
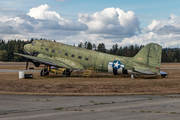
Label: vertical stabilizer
xmin=133 ymin=43 xmax=162 ymax=74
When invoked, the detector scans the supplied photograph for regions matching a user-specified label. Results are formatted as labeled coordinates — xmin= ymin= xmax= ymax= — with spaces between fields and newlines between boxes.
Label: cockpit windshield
xmin=31 ymin=42 xmax=35 ymax=46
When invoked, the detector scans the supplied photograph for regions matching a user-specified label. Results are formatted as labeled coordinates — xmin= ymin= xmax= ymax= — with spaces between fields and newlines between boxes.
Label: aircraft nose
xmin=24 ymin=44 xmax=31 ymax=53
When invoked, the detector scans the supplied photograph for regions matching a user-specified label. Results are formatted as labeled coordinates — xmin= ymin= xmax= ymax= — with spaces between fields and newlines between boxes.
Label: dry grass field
xmin=0 ymin=62 xmax=180 ymax=95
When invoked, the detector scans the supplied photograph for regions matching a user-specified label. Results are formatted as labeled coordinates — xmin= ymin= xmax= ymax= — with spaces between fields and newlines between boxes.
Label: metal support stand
xmin=131 ymin=74 xmax=134 ymax=79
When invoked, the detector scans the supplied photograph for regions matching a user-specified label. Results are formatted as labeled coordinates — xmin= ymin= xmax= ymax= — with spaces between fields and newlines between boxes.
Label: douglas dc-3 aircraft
xmin=14 ymin=40 xmax=167 ymax=77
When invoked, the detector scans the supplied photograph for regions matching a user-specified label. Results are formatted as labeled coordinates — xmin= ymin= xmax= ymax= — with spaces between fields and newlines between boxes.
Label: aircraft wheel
xmin=63 ymin=71 xmax=65 ymax=76
xmin=45 ymin=71 xmax=49 ymax=76
xmin=40 ymin=69 xmax=49 ymax=76
xmin=63 ymin=70 xmax=71 ymax=76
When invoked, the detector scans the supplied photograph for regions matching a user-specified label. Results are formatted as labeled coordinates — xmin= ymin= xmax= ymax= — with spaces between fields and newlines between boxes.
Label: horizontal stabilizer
xmin=135 ymin=70 xmax=156 ymax=75
xmin=133 ymin=67 xmax=158 ymax=75
xmin=134 ymin=68 xmax=156 ymax=75
xmin=160 ymin=71 xmax=168 ymax=77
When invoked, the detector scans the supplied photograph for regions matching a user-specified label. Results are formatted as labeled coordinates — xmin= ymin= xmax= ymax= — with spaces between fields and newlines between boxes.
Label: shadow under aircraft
xmin=14 ymin=40 xmax=167 ymax=78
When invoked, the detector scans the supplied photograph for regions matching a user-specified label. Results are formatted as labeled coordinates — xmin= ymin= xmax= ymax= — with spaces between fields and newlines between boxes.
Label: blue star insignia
xmin=112 ymin=60 xmax=121 ymax=69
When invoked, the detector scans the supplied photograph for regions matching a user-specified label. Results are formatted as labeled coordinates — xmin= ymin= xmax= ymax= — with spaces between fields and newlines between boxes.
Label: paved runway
xmin=0 ymin=94 xmax=180 ymax=120
xmin=0 ymin=69 xmax=40 ymax=73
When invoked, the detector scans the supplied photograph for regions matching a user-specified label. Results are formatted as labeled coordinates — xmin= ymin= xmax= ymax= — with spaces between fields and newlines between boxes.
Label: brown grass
xmin=0 ymin=62 xmax=180 ymax=95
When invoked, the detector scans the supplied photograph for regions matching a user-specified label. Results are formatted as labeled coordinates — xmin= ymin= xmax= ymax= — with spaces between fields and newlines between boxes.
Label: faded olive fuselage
xmin=23 ymin=40 xmax=162 ymax=75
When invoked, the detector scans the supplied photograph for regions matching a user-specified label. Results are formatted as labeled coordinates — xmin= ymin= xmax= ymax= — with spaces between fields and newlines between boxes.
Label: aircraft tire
xmin=40 ymin=70 xmax=44 ymax=76
xmin=63 ymin=70 xmax=71 ymax=76
xmin=40 ymin=69 xmax=49 ymax=76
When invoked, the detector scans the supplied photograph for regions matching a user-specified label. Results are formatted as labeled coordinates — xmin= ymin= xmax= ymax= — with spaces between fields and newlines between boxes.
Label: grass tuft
xmin=155 ymin=111 xmax=161 ymax=113
xmin=55 ymin=107 xmax=63 ymax=110
xmin=170 ymin=112 xmax=178 ymax=114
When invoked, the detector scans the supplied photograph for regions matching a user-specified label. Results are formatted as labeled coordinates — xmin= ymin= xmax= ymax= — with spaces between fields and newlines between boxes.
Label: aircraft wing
xmin=14 ymin=53 xmax=84 ymax=70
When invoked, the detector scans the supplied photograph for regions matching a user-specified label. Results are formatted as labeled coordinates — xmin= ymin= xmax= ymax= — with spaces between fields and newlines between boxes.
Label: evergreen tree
xmin=0 ymin=50 xmax=8 ymax=61
xmin=84 ymin=41 xmax=87 ymax=48
xmin=92 ymin=44 xmax=96 ymax=51
xmin=78 ymin=42 xmax=83 ymax=48
xmin=161 ymin=49 xmax=168 ymax=62
xmin=167 ymin=49 xmax=174 ymax=62
xmin=30 ymin=38 xmax=34 ymax=43
xmin=123 ymin=46 xmax=128 ymax=57
xmin=174 ymin=49 xmax=180 ymax=62
xmin=129 ymin=45 xmax=135 ymax=57
xmin=97 ymin=43 xmax=106 ymax=53
xmin=118 ymin=46 xmax=123 ymax=56
xmin=134 ymin=44 xmax=140 ymax=55
xmin=7 ymin=41 xmax=14 ymax=61
xmin=87 ymin=42 xmax=92 ymax=50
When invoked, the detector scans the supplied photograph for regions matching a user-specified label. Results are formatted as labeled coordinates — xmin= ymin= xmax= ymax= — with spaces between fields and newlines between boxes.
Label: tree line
xmin=0 ymin=38 xmax=179 ymax=62
xmin=0 ymin=39 xmax=33 ymax=62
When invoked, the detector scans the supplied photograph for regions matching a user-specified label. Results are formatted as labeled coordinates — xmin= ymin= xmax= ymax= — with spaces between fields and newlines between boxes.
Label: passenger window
xmin=52 ymin=50 xmax=55 ymax=53
xmin=72 ymin=54 xmax=75 ymax=57
xmin=85 ymin=58 xmax=88 ymax=61
xmin=58 ymin=52 xmax=61 ymax=54
xmin=46 ymin=48 xmax=48 ymax=51
xmin=78 ymin=56 xmax=82 ymax=59
xmin=65 ymin=53 xmax=68 ymax=56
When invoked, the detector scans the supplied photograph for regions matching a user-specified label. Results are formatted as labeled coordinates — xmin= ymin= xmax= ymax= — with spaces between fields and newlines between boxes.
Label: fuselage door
xmin=95 ymin=54 xmax=104 ymax=71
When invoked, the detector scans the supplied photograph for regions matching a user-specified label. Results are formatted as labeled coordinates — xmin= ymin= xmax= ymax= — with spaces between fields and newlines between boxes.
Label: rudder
xmin=133 ymin=43 xmax=162 ymax=74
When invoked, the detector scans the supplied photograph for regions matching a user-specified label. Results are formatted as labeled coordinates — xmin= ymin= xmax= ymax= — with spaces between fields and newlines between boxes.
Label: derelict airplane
xmin=14 ymin=40 xmax=167 ymax=77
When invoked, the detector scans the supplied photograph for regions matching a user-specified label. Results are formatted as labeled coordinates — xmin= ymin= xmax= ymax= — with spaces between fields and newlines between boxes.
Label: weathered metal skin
xmin=26 ymin=40 xmax=130 ymax=72
xmin=20 ymin=40 xmax=162 ymax=75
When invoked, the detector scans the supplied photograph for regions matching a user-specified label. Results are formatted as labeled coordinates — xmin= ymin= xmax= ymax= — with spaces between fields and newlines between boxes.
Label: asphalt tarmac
xmin=0 ymin=69 xmax=40 ymax=73
xmin=0 ymin=94 xmax=180 ymax=120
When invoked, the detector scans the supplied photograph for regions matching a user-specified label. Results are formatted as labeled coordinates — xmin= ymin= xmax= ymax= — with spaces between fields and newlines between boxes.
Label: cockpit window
xmin=31 ymin=42 xmax=35 ymax=46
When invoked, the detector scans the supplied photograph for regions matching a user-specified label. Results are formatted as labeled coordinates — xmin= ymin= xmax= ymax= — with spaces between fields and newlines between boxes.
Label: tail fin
xmin=133 ymin=43 xmax=162 ymax=74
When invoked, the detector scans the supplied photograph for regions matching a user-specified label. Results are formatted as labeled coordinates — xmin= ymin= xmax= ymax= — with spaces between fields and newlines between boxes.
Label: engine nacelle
xmin=108 ymin=61 xmax=132 ymax=75
xmin=33 ymin=62 xmax=40 ymax=67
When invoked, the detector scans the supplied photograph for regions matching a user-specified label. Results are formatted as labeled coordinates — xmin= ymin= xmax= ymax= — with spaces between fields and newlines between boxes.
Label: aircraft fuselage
xmin=25 ymin=40 xmax=134 ymax=75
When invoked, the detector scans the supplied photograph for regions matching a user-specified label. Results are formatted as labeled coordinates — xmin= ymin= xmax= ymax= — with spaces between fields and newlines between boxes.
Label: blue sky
xmin=1 ymin=0 xmax=180 ymax=48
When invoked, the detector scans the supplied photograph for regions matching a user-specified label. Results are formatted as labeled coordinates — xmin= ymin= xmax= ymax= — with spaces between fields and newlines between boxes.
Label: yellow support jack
xmin=83 ymin=67 xmax=98 ymax=77
xmin=48 ymin=67 xmax=66 ymax=74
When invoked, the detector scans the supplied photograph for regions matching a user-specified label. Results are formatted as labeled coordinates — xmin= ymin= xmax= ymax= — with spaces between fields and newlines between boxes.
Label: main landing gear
xmin=40 ymin=66 xmax=72 ymax=76
xmin=40 ymin=68 xmax=49 ymax=76
xmin=63 ymin=69 xmax=72 ymax=76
